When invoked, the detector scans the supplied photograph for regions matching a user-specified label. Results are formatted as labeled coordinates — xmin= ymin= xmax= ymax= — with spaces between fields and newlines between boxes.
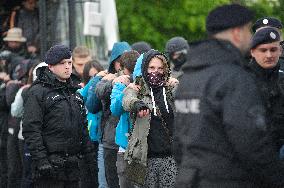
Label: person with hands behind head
xmin=112 ymin=75 xmax=131 ymax=86
xmin=122 ymin=49 xmax=178 ymax=187
xmin=90 ymin=42 xmax=131 ymax=188
xmin=110 ymin=50 xmax=139 ymax=188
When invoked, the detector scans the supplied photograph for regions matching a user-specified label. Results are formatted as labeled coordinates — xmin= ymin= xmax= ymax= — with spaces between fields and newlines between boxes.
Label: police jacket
xmin=23 ymin=67 xmax=92 ymax=161
xmin=248 ymin=59 xmax=284 ymax=148
xmin=174 ymin=39 xmax=284 ymax=188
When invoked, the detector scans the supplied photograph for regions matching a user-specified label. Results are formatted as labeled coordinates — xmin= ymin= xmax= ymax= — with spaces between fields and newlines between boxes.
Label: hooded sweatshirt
xmin=123 ymin=50 xmax=176 ymax=165
xmin=141 ymin=50 xmax=174 ymax=157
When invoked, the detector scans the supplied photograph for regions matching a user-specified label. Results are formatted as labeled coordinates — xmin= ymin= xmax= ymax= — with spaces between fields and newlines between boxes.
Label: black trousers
xmin=104 ymin=148 xmax=119 ymax=188
xmin=0 ymin=113 xmax=8 ymax=188
xmin=7 ymin=127 xmax=23 ymax=188
xmin=79 ymin=142 xmax=99 ymax=188
xmin=21 ymin=142 xmax=33 ymax=188
xmin=33 ymin=178 xmax=79 ymax=188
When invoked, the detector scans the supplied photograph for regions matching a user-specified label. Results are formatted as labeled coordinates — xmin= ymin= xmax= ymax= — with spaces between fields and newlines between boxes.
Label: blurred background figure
xmin=72 ymin=46 xmax=92 ymax=83
xmin=131 ymin=41 xmax=151 ymax=55
xmin=4 ymin=0 xmax=39 ymax=56
xmin=1 ymin=28 xmax=28 ymax=59
xmin=165 ymin=36 xmax=189 ymax=79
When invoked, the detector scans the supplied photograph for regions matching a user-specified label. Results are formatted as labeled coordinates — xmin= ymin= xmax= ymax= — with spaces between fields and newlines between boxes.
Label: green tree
xmin=244 ymin=0 xmax=283 ymax=35
xmin=116 ymin=0 xmax=229 ymax=50
xmin=116 ymin=0 xmax=283 ymax=50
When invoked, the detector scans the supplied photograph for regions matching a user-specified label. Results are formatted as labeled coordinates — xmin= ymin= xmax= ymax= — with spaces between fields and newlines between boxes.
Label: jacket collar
xmin=34 ymin=66 xmax=80 ymax=91
xmin=248 ymin=58 xmax=280 ymax=79
xmin=182 ymin=39 xmax=244 ymax=70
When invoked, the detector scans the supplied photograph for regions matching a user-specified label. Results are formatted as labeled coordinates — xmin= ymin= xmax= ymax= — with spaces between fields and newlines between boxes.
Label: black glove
xmin=49 ymin=154 xmax=65 ymax=169
xmin=37 ymin=158 xmax=53 ymax=176
xmin=133 ymin=101 xmax=149 ymax=113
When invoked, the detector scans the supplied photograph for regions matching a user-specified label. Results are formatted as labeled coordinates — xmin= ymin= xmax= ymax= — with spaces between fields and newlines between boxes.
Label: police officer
xmin=165 ymin=36 xmax=189 ymax=78
xmin=249 ymin=27 xmax=284 ymax=156
xmin=174 ymin=4 xmax=284 ymax=188
xmin=252 ymin=17 xmax=283 ymax=33
xmin=23 ymin=45 xmax=97 ymax=188
xmin=252 ymin=17 xmax=284 ymax=70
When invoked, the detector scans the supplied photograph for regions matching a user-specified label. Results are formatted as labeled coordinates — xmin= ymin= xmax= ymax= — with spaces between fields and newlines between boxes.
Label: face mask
xmin=147 ymin=71 xmax=165 ymax=87
xmin=171 ymin=53 xmax=187 ymax=71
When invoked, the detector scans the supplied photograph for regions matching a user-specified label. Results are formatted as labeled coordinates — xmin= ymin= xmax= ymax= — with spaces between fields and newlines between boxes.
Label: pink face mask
xmin=147 ymin=71 xmax=165 ymax=87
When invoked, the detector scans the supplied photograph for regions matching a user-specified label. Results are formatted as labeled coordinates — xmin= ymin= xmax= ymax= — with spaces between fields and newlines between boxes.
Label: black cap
xmin=251 ymin=27 xmax=280 ymax=49
xmin=165 ymin=37 xmax=189 ymax=54
xmin=206 ymin=4 xmax=254 ymax=35
xmin=131 ymin=41 xmax=151 ymax=54
xmin=45 ymin=44 xmax=72 ymax=65
xmin=252 ymin=17 xmax=283 ymax=32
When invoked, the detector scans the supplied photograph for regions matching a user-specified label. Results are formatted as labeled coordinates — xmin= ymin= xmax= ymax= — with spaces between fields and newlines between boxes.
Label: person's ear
xmin=250 ymin=49 xmax=255 ymax=58
xmin=48 ymin=64 xmax=53 ymax=71
xmin=231 ymin=27 xmax=241 ymax=44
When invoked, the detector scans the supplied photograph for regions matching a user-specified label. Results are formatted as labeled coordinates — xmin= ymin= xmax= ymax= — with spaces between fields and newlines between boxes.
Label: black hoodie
xmin=174 ymin=39 xmax=284 ymax=188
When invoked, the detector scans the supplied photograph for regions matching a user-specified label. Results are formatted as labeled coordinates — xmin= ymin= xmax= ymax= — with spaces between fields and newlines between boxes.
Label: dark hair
xmin=120 ymin=50 xmax=140 ymax=74
xmin=82 ymin=59 xmax=104 ymax=85
xmin=27 ymin=60 xmax=41 ymax=84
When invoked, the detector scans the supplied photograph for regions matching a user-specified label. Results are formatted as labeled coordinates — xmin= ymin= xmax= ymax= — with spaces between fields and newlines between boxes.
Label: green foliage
xmin=244 ymin=0 xmax=284 ymax=30
xmin=116 ymin=0 xmax=230 ymax=50
xmin=116 ymin=0 xmax=283 ymax=51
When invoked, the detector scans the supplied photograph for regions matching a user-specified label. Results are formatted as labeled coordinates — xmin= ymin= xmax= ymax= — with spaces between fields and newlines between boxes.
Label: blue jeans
xmin=98 ymin=144 xmax=108 ymax=188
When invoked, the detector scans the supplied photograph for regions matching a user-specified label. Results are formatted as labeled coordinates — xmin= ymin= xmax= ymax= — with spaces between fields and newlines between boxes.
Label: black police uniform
xmin=23 ymin=67 xmax=96 ymax=187
xmin=248 ymin=59 xmax=284 ymax=149
xmin=174 ymin=39 xmax=284 ymax=188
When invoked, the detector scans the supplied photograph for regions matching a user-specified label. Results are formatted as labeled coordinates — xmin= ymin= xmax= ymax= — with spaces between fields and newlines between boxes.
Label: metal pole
xmin=68 ymin=0 xmax=76 ymax=50
xmin=39 ymin=0 xmax=47 ymax=60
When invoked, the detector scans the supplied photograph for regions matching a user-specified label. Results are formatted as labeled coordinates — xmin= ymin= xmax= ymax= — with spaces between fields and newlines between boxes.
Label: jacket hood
xmin=141 ymin=49 xmax=170 ymax=84
xmin=182 ymin=39 xmax=243 ymax=71
xmin=132 ymin=53 xmax=144 ymax=81
xmin=34 ymin=66 xmax=80 ymax=91
xmin=33 ymin=62 xmax=48 ymax=81
xmin=108 ymin=42 xmax=131 ymax=73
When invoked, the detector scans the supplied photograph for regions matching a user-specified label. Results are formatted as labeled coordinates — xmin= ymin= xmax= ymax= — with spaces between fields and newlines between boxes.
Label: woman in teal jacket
xmin=78 ymin=59 xmax=106 ymax=188
xmin=79 ymin=60 xmax=104 ymax=142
